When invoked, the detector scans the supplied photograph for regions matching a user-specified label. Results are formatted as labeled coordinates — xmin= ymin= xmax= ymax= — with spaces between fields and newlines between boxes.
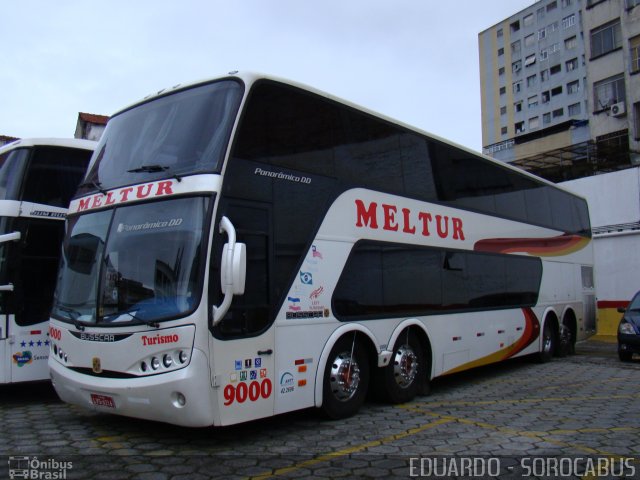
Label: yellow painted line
xmin=403 ymin=406 xmax=627 ymax=458
xmin=247 ymin=417 xmax=453 ymax=480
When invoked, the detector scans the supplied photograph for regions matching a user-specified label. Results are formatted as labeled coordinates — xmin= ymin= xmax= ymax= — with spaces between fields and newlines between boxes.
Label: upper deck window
xmin=80 ymin=79 xmax=243 ymax=194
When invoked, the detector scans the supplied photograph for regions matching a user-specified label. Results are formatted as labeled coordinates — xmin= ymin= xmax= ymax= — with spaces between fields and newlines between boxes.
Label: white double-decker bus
xmin=0 ymin=138 xmax=95 ymax=383
xmin=48 ymin=73 xmax=594 ymax=427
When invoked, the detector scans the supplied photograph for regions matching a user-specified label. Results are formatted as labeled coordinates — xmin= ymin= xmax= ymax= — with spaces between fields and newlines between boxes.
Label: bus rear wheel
xmin=537 ymin=320 xmax=556 ymax=363
xmin=321 ymin=335 xmax=370 ymax=419
xmin=380 ymin=331 xmax=424 ymax=404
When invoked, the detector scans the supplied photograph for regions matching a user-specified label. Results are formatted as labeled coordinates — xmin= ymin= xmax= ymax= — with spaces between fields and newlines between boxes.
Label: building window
xmin=497 ymin=28 xmax=504 ymax=38
xmin=500 ymin=86 xmax=506 ymax=95
xmin=527 ymin=74 xmax=537 ymax=87
xmin=515 ymin=121 xmax=525 ymax=133
xmin=565 ymin=36 xmax=577 ymax=50
xmin=500 ymin=106 xmax=507 ymax=115
xmin=540 ymin=43 xmax=560 ymax=60
xmin=562 ymin=0 xmax=573 ymax=7
xmin=567 ymin=80 xmax=580 ymax=94
xmin=552 ymin=108 xmax=564 ymax=118
xmin=630 ymin=35 xmax=640 ymax=73
xmin=551 ymin=85 xmax=563 ymax=97
xmin=501 ymin=126 xmax=508 ymax=135
xmin=543 ymin=112 xmax=552 ymax=124
xmin=594 ymin=74 xmax=626 ymax=110
xmin=515 ymin=101 xmax=523 ymax=112
xmin=568 ymin=102 xmax=582 ymax=116
xmin=529 ymin=117 xmax=540 ymax=129
xmin=524 ymin=13 xmax=534 ymax=26
xmin=566 ymin=58 xmax=578 ymax=71
xmin=537 ymin=7 xmax=545 ymax=21
xmin=547 ymin=1 xmax=558 ymax=12
xmin=498 ymin=47 xmax=504 ymax=56
xmin=539 ymin=27 xmax=547 ymax=40
xmin=499 ymin=67 xmax=505 ymax=76
xmin=512 ymin=60 xmax=522 ymax=74
xmin=590 ymin=20 xmax=622 ymax=58
xmin=511 ymin=20 xmax=521 ymax=33
xmin=525 ymin=34 xmax=535 ymax=47
xmin=525 ymin=54 xmax=537 ymax=67
xmin=542 ymin=91 xmax=551 ymax=103
xmin=541 ymin=69 xmax=549 ymax=82
xmin=528 ymin=95 xmax=539 ymax=108
xmin=513 ymin=81 xmax=522 ymax=94
xmin=550 ymin=64 xmax=562 ymax=75
xmin=562 ymin=14 xmax=576 ymax=29
xmin=512 ymin=40 xmax=522 ymax=56
xmin=634 ymin=102 xmax=640 ymax=140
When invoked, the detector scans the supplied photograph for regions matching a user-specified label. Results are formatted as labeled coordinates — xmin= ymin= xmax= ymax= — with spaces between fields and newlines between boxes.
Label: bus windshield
xmin=0 ymin=148 xmax=28 ymax=201
xmin=79 ymin=79 xmax=243 ymax=193
xmin=52 ymin=196 xmax=209 ymax=326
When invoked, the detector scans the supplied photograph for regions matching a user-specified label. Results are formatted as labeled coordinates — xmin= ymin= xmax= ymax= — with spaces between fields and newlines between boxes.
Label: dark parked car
xmin=617 ymin=291 xmax=640 ymax=361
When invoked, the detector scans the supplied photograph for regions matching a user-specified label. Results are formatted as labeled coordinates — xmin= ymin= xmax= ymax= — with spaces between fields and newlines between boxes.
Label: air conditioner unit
xmin=611 ymin=101 xmax=626 ymax=117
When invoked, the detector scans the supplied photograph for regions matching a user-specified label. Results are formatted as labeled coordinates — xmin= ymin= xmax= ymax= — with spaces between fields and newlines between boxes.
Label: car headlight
xmin=619 ymin=322 xmax=636 ymax=335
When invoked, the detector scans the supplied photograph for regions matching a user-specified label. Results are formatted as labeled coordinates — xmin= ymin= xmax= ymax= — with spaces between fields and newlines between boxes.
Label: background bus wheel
xmin=321 ymin=335 xmax=369 ymax=419
xmin=557 ymin=321 xmax=575 ymax=357
xmin=381 ymin=331 xmax=424 ymax=404
xmin=537 ymin=320 xmax=556 ymax=363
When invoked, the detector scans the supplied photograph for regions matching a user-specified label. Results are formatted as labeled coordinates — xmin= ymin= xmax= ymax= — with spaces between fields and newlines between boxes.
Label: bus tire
xmin=557 ymin=320 xmax=575 ymax=357
xmin=381 ymin=331 xmax=424 ymax=404
xmin=321 ymin=335 xmax=370 ymax=420
xmin=537 ymin=320 xmax=556 ymax=363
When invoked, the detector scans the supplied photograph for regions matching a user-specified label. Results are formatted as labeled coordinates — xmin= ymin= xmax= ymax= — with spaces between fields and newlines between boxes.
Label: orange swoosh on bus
xmin=473 ymin=234 xmax=590 ymax=257
xmin=442 ymin=308 xmax=540 ymax=376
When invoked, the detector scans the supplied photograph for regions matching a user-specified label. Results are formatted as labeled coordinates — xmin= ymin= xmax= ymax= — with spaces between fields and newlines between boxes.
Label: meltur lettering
xmin=141 ymin=333 xmax=179 ymax=346
xmin=77 ymin=181 xmax=174 ymax=212
xmin=355 ymin=199 xmax=465 ymax=240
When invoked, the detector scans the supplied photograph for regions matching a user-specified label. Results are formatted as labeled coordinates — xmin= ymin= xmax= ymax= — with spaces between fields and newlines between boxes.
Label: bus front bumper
xmin=49 ymin=348 xmax=216 ymax=427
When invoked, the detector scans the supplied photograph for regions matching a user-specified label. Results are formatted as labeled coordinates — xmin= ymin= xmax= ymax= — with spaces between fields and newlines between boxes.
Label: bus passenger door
xmin=210 ymin=202 xmax=276 ymax=426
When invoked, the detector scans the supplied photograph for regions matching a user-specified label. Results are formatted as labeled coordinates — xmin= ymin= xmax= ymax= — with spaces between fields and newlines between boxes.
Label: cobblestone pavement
xmin=1 ymin=338 xmax=639 ymax=479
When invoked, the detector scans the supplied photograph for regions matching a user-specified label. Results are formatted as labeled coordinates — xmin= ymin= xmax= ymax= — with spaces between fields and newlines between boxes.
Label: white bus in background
xmin=48 ymin=73 xmax=594 ymax=427
xmin=0 ymin=138 xmax=95 ymax=383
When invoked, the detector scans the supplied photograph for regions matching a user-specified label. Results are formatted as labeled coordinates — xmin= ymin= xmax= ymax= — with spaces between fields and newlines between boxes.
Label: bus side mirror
xmin=221 ymin=242 xmax=246 ymax=295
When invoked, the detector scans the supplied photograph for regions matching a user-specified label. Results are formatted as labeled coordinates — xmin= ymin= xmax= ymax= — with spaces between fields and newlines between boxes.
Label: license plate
xmin=90 ymin=393 xmax=116 ymax=408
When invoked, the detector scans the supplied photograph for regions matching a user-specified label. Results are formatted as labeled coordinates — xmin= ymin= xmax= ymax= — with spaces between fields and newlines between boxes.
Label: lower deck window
xmin=333 ymin=241 xmax=542 ymax=319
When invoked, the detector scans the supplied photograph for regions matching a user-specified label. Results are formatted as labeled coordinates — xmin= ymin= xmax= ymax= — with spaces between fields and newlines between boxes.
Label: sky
xmin=0 ymin=1 xmax=535 ymax=152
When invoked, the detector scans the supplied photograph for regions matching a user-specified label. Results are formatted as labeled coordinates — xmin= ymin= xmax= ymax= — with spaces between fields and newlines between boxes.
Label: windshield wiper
xmin=127 ymin=164 xmax=169 ymax=173
xmin=103 ymin=309 xmax=160 ymax=328
xmin=127 ymin=164 xmax=182 ymax=182
xmin=78 ymin=180 xmax=107 ymax=194
xmin=57 ymin=306 xmax=86 ymax=331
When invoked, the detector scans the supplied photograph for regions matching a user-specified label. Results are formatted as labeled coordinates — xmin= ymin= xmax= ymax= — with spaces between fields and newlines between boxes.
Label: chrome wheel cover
xmin=329 ymin=351 xmax=361 ymax=402
xmin=393 ymin=344 xmax=418 ymax=389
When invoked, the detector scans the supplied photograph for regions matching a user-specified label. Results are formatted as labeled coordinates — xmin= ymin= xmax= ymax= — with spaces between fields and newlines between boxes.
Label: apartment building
xmin=479 ymin=0 xmax=640 ymax=182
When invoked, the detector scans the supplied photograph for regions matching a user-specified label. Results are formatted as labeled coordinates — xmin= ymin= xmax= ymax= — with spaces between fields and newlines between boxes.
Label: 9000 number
xmin=224 ymin=379 xmax=273 ymax=406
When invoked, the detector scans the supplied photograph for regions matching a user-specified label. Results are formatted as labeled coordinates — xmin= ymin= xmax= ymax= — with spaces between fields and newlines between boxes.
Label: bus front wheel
xmin=321 ymin=335 xmax=370 ymax=419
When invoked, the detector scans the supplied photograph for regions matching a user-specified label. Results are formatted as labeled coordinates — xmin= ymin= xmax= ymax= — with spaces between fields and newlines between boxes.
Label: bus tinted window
xmin=22 ymin=146 xmax=93 ymax=207
xmin=234 ymin=80 xmax=589 ymax=237
xmin=333 ymin=241 xmax=542 ymax=319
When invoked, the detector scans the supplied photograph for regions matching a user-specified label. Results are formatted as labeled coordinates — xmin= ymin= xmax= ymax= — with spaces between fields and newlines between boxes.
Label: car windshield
xmin=52 ymin=196 xmax=209 ymax=325
xmin=628 ymin=293 xmax=640 ymax=311
xmin=79 ymin=79 xmax=243 ymax=193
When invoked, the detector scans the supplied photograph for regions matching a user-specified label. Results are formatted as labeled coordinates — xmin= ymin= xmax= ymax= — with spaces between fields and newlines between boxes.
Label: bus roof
xmin=115 ymin=71 xmax=585 ymax=200
xmin=0 ymin=137 xmax=96 ymax=155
